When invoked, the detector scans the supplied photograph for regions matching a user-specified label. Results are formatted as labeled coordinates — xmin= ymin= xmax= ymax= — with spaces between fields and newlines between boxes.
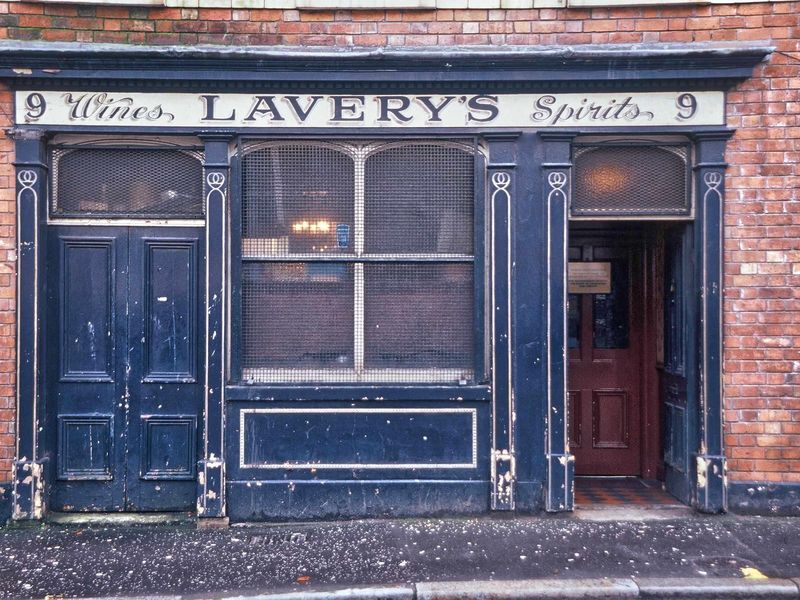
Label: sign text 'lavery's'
xmin=17 ymin=91 xmax=725 ymax=128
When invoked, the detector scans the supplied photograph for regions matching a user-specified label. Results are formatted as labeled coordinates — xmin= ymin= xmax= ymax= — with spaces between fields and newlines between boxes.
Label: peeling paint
xmin=491 ymin=448 xmax=515 ymax=509
xmin=696 ymin=456 xmax=710 ymax=489
xmin=12 ymin=460 xmax=45 ymax=520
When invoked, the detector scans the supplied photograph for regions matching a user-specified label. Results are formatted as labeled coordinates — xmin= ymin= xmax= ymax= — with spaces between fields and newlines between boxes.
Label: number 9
xmin=24 ymin=93 xmax=46 ymax=121
xmin=676 ymin=93 xmax=697 ymax=121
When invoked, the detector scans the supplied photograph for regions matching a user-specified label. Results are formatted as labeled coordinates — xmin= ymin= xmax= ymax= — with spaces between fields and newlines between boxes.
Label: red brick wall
xmin=0 ymin=85 xmax=13 ymax=481
xmin=0 ymin=0 xmax=798 ymax=484
xmin=724 ymin=14 xmax=800 ymax=483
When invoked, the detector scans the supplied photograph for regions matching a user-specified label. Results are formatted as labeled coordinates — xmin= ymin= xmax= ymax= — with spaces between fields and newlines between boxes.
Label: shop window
xmin=572 ymin=143 xmax=690 ymax=219
xmin=51 ymin=146 xmax=204 ymax=219
xmin=238 ymin=140 xmax=479 ymax=384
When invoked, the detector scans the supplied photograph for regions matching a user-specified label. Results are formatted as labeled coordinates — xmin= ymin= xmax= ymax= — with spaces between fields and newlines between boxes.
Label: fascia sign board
xmin=16 ymin=90 xmax=725 ymax=128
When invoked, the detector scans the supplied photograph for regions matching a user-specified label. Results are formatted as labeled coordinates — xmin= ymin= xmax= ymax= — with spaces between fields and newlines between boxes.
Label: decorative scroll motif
xmin=547 ymin=171 xmax=568 ymax=203
xmin=489 ymin=168 xmax=515 ymax=510
xmin=17 ymin=170 xmax=38 ymax=203
xmin=491 ymin=171 xmax=511 ymax=203
xmin=703 ymin=171 xmax=723 ymax=203
xmin=205 ymin=171 xmax=226 ymax=204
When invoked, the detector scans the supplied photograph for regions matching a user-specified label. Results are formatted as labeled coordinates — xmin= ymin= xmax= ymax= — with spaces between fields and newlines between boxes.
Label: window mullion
xmin=353 ymin=149 xmax=366 ymax=378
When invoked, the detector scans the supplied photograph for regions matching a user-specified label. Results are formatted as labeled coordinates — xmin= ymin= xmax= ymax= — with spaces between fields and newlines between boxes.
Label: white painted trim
xmin=239 ymin=407 xmax=478 ymax=470
xmin=489 ymin=169 xmax=498 ymax=498
xmin=240 ymin=367 xmax=474 ymax=383
xmin=241 ymin=250 xmax=474 ymax=260
xmin=47 ymin=218 xmax=206 ymax=227
xmin=16 ymin=170 xmax=39 ymax=462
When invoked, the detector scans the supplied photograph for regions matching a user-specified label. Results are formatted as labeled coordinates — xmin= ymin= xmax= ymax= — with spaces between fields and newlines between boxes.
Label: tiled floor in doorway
xmin=574 ymin=477 xmax=684 ymax=508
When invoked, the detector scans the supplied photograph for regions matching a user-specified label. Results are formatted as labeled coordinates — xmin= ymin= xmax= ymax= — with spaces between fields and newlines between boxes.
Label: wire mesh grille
xmin=364 ymin=264 xmax=474 ymax=370
xmin=52 ymin=148 xmax=204 ymax=218
xmin=572 ymin=145 xmax=690 ymax=217
xmin=365 ymin=144 xmax=474 ymax=255
xmin=239 ymin=140 xmax=477 ymax=383
xmin=242 ymin=145 xmax=355 ymax=256
xmin=241 ymin=262 xmax=355 ymax=374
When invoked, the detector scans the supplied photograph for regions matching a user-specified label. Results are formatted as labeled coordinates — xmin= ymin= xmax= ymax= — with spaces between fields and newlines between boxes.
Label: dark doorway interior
xmin=567 ymin=223 xmax=669 ymax=486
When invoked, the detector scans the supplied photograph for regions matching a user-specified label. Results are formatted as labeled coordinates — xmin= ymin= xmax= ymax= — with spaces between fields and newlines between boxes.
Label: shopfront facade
xmin=0 ymin=40 xmax=789 ymax=521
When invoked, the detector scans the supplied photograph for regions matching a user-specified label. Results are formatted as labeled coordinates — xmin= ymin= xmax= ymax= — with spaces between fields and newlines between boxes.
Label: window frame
xmin=570 ymin=139 xmax=694 ymax=221
xmin=229 ymin=136 xmax=488 ymax=387
xmin=48 ymin=141 xmax=205 ymax=223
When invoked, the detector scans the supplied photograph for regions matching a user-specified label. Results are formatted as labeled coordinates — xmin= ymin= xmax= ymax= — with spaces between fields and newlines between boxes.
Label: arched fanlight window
xmin=52 ymin=146 xmax=204 ymax=218
xmin=572 ymin=143 xmax=691 ymax=218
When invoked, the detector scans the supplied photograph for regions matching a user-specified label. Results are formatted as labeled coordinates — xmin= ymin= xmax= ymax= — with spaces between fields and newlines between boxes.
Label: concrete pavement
xmin=1 ymin=511 xmax=798 ymax=599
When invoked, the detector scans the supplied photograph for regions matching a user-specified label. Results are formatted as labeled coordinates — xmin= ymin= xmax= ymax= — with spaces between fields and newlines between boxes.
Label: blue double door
xmin=46 ymin=226 xmax=205 ymax=512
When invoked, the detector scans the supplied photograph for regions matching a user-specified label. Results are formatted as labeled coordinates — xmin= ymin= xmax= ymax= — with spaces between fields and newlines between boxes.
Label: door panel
xmin=48 ymin=229 xmax=127 ymax=511
xmin=126 ymin=231 xmax=203 ymax=511
xmin=662 ymin=228 xmax=692 ymax=503
xmin=48 ymin=226 xmax=204 ymax=512
xmin=592 ymin=390 xmax=629 ymax=449
xmin=61 ymin=240 xmax=116 ymax=380
xmin=568 ymin=391 xmax=582 ymax=449
xmin=568 ymin=237 xmax=642 ymax=476
xmin=141 ymin=241 xmax=198 ymax=381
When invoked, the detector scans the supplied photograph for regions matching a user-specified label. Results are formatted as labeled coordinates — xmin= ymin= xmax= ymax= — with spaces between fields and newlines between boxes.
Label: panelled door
xmin=568 ymin=235 xmax=643 ymax=476
xmin=46 ymin=226 xmax=205 ymax=512
xmin=661 ymin=227 xmax=692 ymax=503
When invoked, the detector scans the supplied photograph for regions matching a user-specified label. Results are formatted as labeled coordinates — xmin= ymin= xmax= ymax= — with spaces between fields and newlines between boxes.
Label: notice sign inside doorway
xmin=568 ymin=262 xmax=611 ymax=294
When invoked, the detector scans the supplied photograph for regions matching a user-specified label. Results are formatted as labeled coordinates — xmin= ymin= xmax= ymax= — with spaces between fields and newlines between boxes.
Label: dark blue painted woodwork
xmin=540 ymin=132 xmax=575 ymax=512
xmin=143 ymin=244 xmax=197 ymax=381
xmin=508 ymin=133 xmax=547 ymax=512
xmin=241 ymin=409 xmax=476 ymax=468
xmin=0 ymin=482 xmax=11 ymax=524
xmin=197 ymin=133 xmax=231 ymax=520
xmin=226 ymin=400 xmax=489 ymax=514
xmin=227 ymin=401 xmax=490 ymax=483
xmin=12 ymin=129 xmax=48 ymax=521
xmin=485 ymin=133 xmax=518 ymax=510
xmin=227 ymin=480 xmax=490 ymax=521
xmin=3 ymin=43 xmax=764 ymax=520
xmin=57 ymin=416 xmax=113 ymax=480
xmin=225 ymin=385 xmax=491 ymax=402
xmin=728 ymin=482 xmax=800 ymax=517
xmin=47 ymin=227 xmax=205 ymax=512
xmin=61 ymin=242 xmax=114 ymax=380
xmin=692 ymin=131 xmax=733 ymax=513
xmin=140 ymin=416 xmax=197 ymax=480
xmin=47 ymin=229 xmax=125 ymax=511
xmin=662 ymin=228 xmax=692 ymax=504
xmin=0 ymin=44 xmax=772 ymax=91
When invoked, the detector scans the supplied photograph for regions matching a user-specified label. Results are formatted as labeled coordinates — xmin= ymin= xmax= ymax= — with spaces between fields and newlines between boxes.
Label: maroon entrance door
xmin=568 ymin=235 xmax=643 ymax=476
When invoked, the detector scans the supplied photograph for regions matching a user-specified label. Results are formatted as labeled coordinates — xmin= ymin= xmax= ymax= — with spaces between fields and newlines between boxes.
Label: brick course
xmin=0 ymin=0 xmax=798 ymax=485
